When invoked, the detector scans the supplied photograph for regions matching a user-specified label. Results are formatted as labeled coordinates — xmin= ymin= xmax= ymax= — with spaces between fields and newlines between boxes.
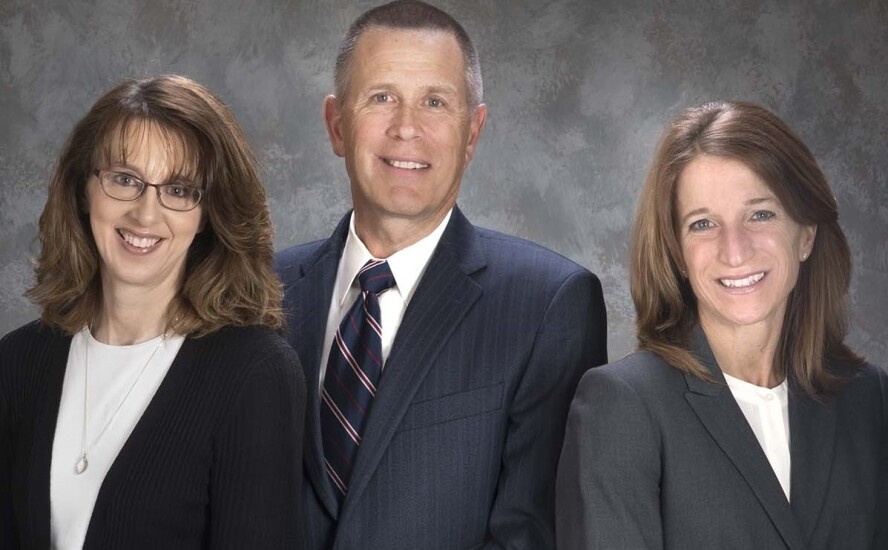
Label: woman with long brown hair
xmin=0 ymin=75 xmax=305 ymax=549
xmin=556 ymin=101 xmax=887 ymax=549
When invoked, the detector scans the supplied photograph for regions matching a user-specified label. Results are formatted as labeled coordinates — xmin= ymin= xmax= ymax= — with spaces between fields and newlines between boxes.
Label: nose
xmin=717 ymin=224 xmax=754 ymax=267
xmin=131 ymin=187 xmax=164 ymax=225
xmin=387 ymin=104 xmax=419 ymax=141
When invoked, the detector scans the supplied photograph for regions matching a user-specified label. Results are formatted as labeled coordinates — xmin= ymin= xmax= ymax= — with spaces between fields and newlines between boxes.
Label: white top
xmin=318 ymin=209 xmax=452 ymax=390
xmin=50 ymin=329 xmax=184 ymax=550
xmin=723 ymin=372 xmax=791 ymax=501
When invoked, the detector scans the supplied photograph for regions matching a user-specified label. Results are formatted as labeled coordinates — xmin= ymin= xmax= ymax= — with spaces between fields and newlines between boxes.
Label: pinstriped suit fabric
xmin=275 ymin=208 xmax=609 ymax=549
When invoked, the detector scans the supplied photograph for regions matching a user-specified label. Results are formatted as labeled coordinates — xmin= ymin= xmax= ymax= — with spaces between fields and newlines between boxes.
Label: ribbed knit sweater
xmin=0 ymin=321 xmax=305 ymax=550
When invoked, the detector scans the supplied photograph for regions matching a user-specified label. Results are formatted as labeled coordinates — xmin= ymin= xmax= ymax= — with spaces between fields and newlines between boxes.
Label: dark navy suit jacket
xmin=556 ymin=327 xmax=888 ymax=550
xmin=275 ymin=207 xmax=607 ymax=549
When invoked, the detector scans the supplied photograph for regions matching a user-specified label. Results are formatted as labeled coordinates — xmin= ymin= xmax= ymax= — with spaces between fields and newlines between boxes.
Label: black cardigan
xmin=0 ymin=321 xmax=305 ymax=550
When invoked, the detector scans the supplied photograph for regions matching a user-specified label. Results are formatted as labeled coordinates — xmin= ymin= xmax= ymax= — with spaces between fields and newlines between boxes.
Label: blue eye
xmin=751 ymin=210 xmax=775 ymax=221
xmin=373 ymin=92 xmax=390 ymax=103
xmin=427 ymin=97 xmax=443 ymax=108
xmin=689 ymin=219 xmax=713 ymax=231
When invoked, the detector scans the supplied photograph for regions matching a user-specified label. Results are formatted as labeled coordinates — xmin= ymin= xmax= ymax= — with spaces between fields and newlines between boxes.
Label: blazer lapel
xmin=788 ymin=377 xmax=835 ymax=543
xmin=339 ymin=207 xmax=486 ymax=519
xmin=683 ymin=328 xmax=806 ymax=550
xmin=280 ymin=214 xmax=350 ymax=519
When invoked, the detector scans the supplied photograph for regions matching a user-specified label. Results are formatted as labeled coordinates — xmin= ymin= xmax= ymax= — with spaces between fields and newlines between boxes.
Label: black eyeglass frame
xmin=92 ymin=169 xmax=203 ymax=212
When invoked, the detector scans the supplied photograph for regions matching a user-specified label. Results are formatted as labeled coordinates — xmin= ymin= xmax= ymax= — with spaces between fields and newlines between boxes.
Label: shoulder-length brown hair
xmin=631 ymin=100 xmax=862 ymax=396
xmin=28 ymin=74 xmax=282 ymax=336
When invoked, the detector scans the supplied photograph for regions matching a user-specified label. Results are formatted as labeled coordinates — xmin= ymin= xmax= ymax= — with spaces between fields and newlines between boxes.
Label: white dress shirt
xmin=318 ymin=209 xmax=452 ymax=390
xmin=723 ymin=372 xmax=791 ymax=501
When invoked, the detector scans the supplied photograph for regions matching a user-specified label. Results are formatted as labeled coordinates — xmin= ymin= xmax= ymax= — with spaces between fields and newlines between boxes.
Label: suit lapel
xmin=339 ymin=207 xmax=486 ymax=519
xmin=683 ymin=328 xmax=806 ymax=550
xmin=788 ymin=377 xmax=835 ymax=543
xmin=280 ymin=214 xmax=350 ymax=519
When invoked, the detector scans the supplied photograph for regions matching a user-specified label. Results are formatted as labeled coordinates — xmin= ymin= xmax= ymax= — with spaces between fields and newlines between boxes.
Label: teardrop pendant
xmin=75 ymin=454 xmax=88 ymax=474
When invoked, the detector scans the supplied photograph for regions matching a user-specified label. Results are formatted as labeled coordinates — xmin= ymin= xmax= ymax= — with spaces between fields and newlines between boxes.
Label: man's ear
xmin=323 ymin=95 xmax=346 ymax=158
xmin=464 ymin=103 xmax=488 ymax=164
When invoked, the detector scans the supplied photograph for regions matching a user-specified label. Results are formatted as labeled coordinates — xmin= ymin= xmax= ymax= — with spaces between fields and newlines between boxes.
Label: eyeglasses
xmin=93 ymin=169 xmax=203 ymax=212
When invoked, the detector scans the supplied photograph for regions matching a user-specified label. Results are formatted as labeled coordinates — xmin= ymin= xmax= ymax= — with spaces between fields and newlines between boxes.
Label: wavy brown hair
xmin=631 ymin=101 xmax=862 ymax=396
xmin=27 ymin=74 xmax=282 ymax=336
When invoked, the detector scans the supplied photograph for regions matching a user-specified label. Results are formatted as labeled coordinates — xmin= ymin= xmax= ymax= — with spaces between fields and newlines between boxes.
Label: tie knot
xmin=358 ymin=260 xmax=396 ymax=295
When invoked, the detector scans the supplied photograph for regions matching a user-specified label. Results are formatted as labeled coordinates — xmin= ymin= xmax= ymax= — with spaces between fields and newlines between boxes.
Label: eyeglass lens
xmin=98 ymin=171 xmax=201 ymax=211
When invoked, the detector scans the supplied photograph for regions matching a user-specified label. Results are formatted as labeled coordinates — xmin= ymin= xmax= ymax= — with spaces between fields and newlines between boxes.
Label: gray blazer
xmin=556 ymin=328 xmax=888 ymax=550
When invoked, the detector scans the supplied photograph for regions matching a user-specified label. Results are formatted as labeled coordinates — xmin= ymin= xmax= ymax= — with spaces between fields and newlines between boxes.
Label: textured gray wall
xmin=2 ymin=0 xmax=886 ymax=367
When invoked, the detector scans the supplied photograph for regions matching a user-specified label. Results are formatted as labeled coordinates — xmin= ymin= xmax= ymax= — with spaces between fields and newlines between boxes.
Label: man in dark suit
xmin=275 ymin=2 xmax=607 ymax=548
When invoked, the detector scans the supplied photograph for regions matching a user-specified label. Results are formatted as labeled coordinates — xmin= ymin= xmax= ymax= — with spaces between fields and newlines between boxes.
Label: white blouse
xmin=50 ymin=329 xmax=184 ymax=550
xmin=723 ymin=372 xmax=791 ymax=501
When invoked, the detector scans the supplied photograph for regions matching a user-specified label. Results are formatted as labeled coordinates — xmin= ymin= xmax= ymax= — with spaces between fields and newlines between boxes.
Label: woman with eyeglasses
xmin=0 ymin=75 xmax=305 ymax=549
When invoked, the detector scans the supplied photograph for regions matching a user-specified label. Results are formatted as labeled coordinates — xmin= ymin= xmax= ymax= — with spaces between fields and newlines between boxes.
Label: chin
xmin=378 ymin=199 xmax=432 ymax=220
xmin=717 ymin=310 xmax=781 ymax=329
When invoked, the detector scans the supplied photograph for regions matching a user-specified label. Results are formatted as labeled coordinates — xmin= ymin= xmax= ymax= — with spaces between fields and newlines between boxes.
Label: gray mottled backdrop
xmin=2 ymin=0 xmax=886 ymax=367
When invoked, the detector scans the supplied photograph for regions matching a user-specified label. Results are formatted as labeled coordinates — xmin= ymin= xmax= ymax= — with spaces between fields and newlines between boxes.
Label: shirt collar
xmin=723 ymin=371 xmax=788 ymax=399
xmin=334 ymin=209 xmax=453 ymax=308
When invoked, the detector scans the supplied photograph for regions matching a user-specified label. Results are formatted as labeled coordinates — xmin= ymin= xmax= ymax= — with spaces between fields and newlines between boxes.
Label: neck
xmin=701 ymin=316 xmax=785 ymax=388
xmin=352 ymin=208 xmax=449 ymax=259
xmin=92 ymin=278 xmax=177 ymax=345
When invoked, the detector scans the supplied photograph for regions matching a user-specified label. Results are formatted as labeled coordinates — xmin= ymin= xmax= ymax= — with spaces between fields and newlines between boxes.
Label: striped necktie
xmin=321 ymin=259 xmax=395 ymax=502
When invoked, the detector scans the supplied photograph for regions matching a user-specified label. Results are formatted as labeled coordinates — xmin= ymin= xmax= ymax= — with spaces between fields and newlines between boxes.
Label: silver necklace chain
xmin=75 ymin=331 xmax=164 ymax=475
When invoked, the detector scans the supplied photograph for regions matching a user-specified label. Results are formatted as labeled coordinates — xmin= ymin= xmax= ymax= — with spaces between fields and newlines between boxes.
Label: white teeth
xmin=388 ymin=159 xmax=429 ymax=170
xmin=120 ymin=230 xmax=160 ymax=249
xmin=720 ymin=272 xmax=765 ymax=288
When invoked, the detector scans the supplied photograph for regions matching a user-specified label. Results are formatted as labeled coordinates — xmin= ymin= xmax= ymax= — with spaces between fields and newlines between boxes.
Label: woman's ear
xmin=79 ymin=184 xmax=90 ymax=214
xmin=801 ymin=224 xmax=817 ymax=261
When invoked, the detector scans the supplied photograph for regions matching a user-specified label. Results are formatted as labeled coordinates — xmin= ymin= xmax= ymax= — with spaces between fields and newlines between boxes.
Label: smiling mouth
xmin=118 ymin=229 xmax=162 ymax=250
xmin=384 ymin=158 xmax=430 ymax=170
xmin=719 ymin=272 xmax=765 ymax=288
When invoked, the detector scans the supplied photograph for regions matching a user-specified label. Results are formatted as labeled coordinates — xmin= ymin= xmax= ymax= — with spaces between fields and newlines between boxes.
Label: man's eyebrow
xmin=424 ymin=84 xmax=460 ymax=95
xmin=361 ymin=82 xmax=461 ymax=95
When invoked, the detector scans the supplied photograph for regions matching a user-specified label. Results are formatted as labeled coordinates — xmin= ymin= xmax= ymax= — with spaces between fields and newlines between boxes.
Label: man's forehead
xmin=353 ymin=26 xmax=462 ymax=61
xmin=350 ymin=28 xmax=465 ymax=81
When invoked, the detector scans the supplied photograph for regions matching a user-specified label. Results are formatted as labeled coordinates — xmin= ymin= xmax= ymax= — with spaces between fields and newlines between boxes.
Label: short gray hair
xmin=334 ymin=0 xmax=483 ymax=110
